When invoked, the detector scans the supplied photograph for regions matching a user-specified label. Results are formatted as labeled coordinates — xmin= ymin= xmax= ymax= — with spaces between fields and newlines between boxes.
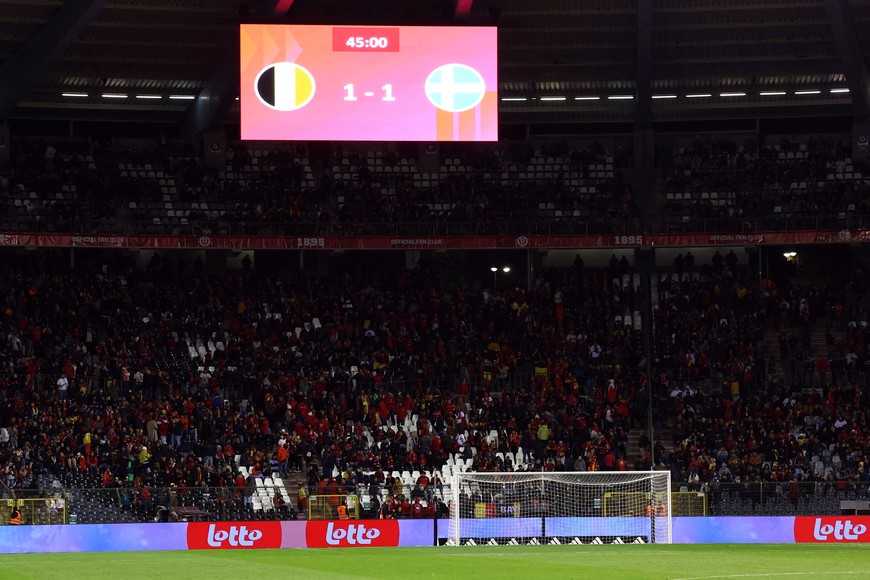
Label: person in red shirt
xmin=411 ymin=497 xmax=425 ymax=519
xmin=399 ymin=497 xmax=412 ymax=519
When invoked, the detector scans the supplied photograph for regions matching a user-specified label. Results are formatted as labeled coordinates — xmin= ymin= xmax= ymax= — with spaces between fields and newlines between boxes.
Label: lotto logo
xmin=306 ymin=520 xmax=400 ymax=548
xmin=187 ymin=522 xmax=282 ymax=550
xmin=794 ymin=517 xmax=870 ymax=543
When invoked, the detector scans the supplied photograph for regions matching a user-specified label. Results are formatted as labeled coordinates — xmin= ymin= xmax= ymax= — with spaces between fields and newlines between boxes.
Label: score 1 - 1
xmin=343 ymin=84 xmax=396 ymax=102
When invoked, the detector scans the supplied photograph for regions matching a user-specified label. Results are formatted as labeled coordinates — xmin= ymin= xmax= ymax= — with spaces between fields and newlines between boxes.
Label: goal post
xmin=447 ymin=471 xmax=671 ymax=545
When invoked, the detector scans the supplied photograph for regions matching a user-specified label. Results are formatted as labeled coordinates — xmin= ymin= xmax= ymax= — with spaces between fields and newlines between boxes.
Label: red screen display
xmin=332 ymin=27 xmax=400 ymax=52
xmin=240 ymin=24 xmax=498 ymax=142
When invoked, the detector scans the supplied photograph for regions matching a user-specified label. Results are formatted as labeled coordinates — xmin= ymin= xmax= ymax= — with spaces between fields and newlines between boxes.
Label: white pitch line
xmin=671 ymin=572 xmax=868 ymax=580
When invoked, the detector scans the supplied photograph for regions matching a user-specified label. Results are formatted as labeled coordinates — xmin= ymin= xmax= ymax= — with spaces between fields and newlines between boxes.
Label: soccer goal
xmin=446 ymin=471 xmax=671 ymax=545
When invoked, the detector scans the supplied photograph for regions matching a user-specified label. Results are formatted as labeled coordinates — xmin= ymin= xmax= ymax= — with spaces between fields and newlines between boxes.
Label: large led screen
xmin=240 ymin=24 xmax=498 ymax=141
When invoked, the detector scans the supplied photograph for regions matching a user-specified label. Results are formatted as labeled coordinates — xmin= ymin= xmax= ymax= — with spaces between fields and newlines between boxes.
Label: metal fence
xmin=655 ymin=213 xmax=870 ymax=234
xmin=56 ymin=485 xmax=297 ymax=525
xmin=1 ymin=497 xmax=66 ymax=525
xmin=1 ymin=480 xmax=867 ymax=525
xmin=0 ymin=217 xmax=642 ymax=237
xmin=0 ymin=369 xmax=538 ymax=401
xmin=2 ymin=213 xmax=869 ymax=238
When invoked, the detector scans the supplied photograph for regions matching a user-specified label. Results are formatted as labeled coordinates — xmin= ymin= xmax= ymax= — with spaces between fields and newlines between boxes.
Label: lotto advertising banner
xmin=671 ymin=517 xmax=797 ymax=544
xmin=2 ymin=517 xmax=870 ymax=553
xmin=3 ymin=230 xmax=870 ymax=251
xmin=793 ymin=516 xmax=870 ymax=543
xmin=672 ymin=516 xmax=870 ymax=544
xmin=187 ymin=521 xmax=286 ymax=550
xmin=0 ymin=523 xmax=188 ymax=553
xmin=305 ymin=520 xmax=400 ymax=548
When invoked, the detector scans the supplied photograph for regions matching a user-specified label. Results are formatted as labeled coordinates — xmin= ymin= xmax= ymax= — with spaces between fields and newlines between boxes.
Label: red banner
xmin=187 ymin=521 xmax=283 ymax=550
xmin=1 ymin=230 xmax=868 ymax=250
xmin=305 ymin=520 xmax=400 ymax=548
xmin=794 ymin=516 xmax=870 ymax=543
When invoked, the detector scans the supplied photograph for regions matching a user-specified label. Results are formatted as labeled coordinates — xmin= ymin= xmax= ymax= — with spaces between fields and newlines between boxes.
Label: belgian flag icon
xmin=255 ymin=62 xmax=316 ymax=111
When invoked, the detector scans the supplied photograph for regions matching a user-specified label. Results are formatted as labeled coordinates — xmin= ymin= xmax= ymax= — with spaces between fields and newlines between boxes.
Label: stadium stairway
xmin=627 ymin=428 xmax=642 ymax=464
xmin=808 ymin=318 xmax=842 ymax=364
xmin=618 ymin=167 xmax=664 ymax=229
xmin=763 ymin=318 xmax=845 ymax=389
xmin=282 ymin=470 xmax=306 ymax=511
xmin=627 ymin=423 xmax=674 ymax=467
xmin=762 ymin=326 xmax=786 ymax=384
xmin=650 ymin=170 xmax=669 ymax=226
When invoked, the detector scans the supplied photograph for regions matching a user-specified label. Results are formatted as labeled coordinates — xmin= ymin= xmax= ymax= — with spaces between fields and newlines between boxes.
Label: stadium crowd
xmin=0 ymin=136 xmax=868 ymax=523
xmin=0 ymin=138 xmax=635 ymax=236
xmin=0 ymin=241 xmax=864 ymax=512
xmin=664 ymin=137 xmax=870 ymax=230
xmin=4 ymin=135 xmax=869 ymax=240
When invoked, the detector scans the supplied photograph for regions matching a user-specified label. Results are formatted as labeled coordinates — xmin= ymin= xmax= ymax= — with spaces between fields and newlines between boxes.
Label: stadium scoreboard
xmin=240 ymin=24 xmax=498 ymax=142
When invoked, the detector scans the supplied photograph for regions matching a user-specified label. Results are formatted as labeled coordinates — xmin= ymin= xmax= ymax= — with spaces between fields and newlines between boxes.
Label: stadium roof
xmin=0 ymin=0 xmax=868 ymax=130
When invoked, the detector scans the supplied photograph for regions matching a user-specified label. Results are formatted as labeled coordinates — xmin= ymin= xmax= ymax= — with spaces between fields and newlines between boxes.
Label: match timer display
xmin=240 ymin=24 xmax=497 ymax=142
xmin=332 ymin=27 xmax=400 ymax=52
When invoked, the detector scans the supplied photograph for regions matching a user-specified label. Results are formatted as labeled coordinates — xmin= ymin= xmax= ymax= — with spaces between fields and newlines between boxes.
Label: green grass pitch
xmin=1 ymin=544 xmax=869 ymax=580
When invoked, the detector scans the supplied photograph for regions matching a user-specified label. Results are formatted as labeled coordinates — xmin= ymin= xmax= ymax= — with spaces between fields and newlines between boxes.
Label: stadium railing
xmin=680 ymin=481 xmax=869 ymax=516
xmin=4 ymin=213 xmax=870 ymax=238
xmin=45 ymin=485 xmax=298 ymax=524
xmin=2 ymin=480 xmax=867 ymax=525
xmin=653 ymin=213 xmax=870 ymax=234
xmin=0 ymin=369 xmax=539 ymax=400
xmin=0 ymin=217 xmax=643 ymax=237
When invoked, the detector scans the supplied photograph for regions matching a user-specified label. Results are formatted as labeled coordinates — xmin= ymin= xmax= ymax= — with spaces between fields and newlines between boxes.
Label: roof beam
xmin=823 ymin=0 xmax=870 ymax=118
xmin=0 ymin=0 xmax=107 ymax=120
xmin=183 ymin=0 xmax=298 ymax=138
xmin=636 ymin=0 xmax=652 ymax=128
xmin=179 ymin=56 xmax=239 ymax=139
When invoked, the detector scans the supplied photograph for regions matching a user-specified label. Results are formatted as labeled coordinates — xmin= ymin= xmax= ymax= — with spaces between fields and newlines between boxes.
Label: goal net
xmin=446 ymin=471 xmax=671 ymax=545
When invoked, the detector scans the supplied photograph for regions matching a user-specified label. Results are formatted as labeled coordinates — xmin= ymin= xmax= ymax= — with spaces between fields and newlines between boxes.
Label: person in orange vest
xmin=8 ymin=509 xmax=21 ymax=525
xmin=646 ymin=501 xmax=668 ymax=517
xmin=337 ymin=501 xmax=349 ymax=520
